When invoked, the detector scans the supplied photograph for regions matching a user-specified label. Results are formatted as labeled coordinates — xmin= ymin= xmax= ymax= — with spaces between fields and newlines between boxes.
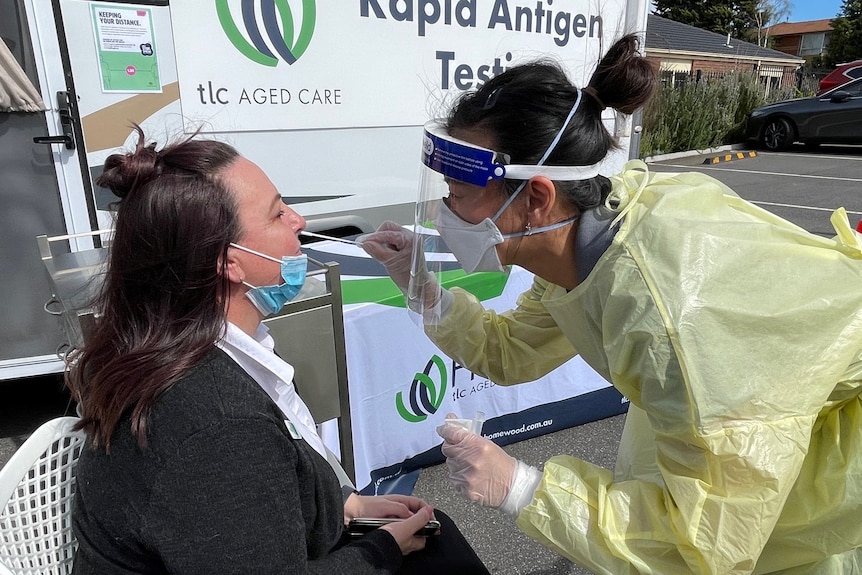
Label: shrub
xmin=640 ymin=71 xmax=799 ymax=157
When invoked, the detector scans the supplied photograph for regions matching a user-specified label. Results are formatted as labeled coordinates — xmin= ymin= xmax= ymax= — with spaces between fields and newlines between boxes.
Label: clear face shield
xmin=409 ymin=90 xmax=603 ymax=325
xmin=408 ymin=122 xmax=513 ymax=325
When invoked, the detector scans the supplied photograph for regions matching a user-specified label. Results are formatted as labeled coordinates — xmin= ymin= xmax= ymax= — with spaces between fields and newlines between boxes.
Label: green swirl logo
xmin=216 ymin=0 xmax=316 ymax=67
xmin=396 ymin=355 xmax=447 ymax=423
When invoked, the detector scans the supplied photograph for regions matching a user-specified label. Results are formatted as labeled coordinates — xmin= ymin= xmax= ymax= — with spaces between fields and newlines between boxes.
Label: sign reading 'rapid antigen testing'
xmin=170 ymin=0 xmax=627 ymax=132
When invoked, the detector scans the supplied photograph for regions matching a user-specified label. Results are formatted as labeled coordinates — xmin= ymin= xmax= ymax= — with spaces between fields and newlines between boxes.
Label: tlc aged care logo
xmin=198 ymin=0 xmax=338 ymax=106
xmin=216 ymin=0 xmax=316 ymax=66
xmin=396 ymin=356 xmax=447 ymax=423
xmin=395 ymin=355 xmax=496 ymax=423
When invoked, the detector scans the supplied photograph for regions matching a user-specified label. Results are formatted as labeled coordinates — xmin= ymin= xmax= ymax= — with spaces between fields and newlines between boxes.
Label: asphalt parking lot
xmin=2 ymin=144 xmax=861 ymax=574
xmin=648 ymin=145 xmax=862 ymax=237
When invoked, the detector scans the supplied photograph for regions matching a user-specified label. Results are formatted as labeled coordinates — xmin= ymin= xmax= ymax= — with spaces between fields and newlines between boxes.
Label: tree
xmin=652 ymin=0 xmax=781 ymax=41
xmin=653 ymin=0 xmax=737 ymax=34
xmin=751 ymin=0 xmax=792 ymax=46
xmin=826 ymin=0 xmax=862 ymax=66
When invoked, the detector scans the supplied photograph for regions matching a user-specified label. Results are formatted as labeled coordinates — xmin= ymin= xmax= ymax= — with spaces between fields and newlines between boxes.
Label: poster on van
xmin=169 ymin=0 xmax=625 ymax=132
xmin=90 ymin=4 xmax=161 ymax=93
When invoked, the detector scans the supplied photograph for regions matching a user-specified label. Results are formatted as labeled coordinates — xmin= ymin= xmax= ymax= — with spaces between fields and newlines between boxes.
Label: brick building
xmin=646 ymin=14 xmax=804 ymax=92
xmin=765 ymin=19 xmax=833 ymax=61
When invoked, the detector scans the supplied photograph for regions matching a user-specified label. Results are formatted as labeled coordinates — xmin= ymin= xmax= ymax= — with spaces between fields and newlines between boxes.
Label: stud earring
xmin=525 ymin=222 xmax=533 ymax=236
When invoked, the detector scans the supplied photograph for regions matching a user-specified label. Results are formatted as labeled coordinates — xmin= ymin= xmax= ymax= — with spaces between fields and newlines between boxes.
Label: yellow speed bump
xmin=703 ymin=151 xmax=757 ymax=164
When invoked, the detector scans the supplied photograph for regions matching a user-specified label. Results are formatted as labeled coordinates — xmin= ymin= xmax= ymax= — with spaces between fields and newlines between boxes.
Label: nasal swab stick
xmin=300 ymin=230 xmax=357 ymax=245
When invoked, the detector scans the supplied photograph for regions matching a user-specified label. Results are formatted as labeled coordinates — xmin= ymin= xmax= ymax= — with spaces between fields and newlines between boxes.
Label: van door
xmin=0 ymin=0 xmax=94 ymax=379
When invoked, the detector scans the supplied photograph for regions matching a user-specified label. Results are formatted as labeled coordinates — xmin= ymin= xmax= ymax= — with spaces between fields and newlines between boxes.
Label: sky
xmin=787 ymin=0 xmax=844 ymax=22
xmin=648 ymin=2 xmax=845 ymax=24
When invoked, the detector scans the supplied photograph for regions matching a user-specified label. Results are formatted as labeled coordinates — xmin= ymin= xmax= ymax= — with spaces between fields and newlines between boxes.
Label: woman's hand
xmin=344 ymin=493 xmax=429 ymax=524
xmin=437 ymin=422 xmax=517 ymax=508
xmin=379 ymin=504 xmax=435 ymax=556
xmin=356 ymin=221 xmax=416 ymax=291
xmin=357 ymin=221 xmax=450 ymax=322
xmin=343 ymin=494 xmax=435 ymax=556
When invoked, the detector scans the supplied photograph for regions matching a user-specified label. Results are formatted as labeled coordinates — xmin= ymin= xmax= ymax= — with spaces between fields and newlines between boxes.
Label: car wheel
xmin=761 ymin=118 xmax=795 ymax=151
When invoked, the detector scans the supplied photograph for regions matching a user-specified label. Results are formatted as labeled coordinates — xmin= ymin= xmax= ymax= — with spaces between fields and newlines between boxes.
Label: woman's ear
xmin=220 ymin=247 xmax=245 ymax=285
xmin=524 ymin=176 xmax=557 ymax=220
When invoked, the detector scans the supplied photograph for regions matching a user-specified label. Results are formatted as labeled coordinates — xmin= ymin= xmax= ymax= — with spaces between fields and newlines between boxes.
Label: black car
xmin=746 ymin=77 xmax=862 ymax=151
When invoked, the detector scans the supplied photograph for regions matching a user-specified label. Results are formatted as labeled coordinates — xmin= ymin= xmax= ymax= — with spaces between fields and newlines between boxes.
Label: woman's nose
xmin=291 ymin=210 xmax=307 ymax=232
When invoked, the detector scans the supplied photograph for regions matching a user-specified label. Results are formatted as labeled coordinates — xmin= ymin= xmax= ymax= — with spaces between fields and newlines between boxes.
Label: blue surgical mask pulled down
xmin=230 ymin=243 xmax=308 ymax=316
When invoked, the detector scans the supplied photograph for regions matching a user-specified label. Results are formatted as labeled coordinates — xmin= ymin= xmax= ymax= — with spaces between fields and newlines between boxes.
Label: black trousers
xmin=337 ymin=510 xmax=490 ymax=574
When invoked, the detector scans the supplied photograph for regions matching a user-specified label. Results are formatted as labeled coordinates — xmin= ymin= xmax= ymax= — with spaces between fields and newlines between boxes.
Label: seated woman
xmin=66 ymin=127 xmax=489 ymax=575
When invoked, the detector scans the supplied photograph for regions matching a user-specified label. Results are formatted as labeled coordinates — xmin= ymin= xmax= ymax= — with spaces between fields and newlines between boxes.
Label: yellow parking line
xmin=703 ymin=151 xmax=757 ymax=165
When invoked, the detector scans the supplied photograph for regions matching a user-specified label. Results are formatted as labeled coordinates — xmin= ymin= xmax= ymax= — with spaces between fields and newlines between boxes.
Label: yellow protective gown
xmin=426 ymin=161 xmax=862 ymax=574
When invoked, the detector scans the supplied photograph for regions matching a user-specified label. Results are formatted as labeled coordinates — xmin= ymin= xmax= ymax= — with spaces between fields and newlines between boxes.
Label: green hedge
xmin=640 ymin=72 xmax=800 ymax=157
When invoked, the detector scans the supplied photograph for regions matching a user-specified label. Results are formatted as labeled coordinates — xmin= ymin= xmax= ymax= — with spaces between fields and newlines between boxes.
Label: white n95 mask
xmin=434 ymin=185 xmax=582 ymax=274
xmin=434 ymin=199 xmax=506 ymax=274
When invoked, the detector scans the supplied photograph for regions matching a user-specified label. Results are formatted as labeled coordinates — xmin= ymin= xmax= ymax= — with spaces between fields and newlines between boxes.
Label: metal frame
xmin=36 ymin=229 xmax=112 ymax=356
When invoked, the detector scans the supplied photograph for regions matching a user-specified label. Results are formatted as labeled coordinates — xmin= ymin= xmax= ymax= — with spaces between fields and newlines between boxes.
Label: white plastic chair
xmin=0 ymin=417 xmax=86 ymax=575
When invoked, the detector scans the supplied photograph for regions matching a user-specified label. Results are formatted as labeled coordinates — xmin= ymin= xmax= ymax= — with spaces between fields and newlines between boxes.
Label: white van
xmin=1 ymin=0 xmax=648 ymax=380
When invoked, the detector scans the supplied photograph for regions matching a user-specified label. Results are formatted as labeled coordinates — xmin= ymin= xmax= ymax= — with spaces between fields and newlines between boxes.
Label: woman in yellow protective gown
xmin=359 ymin=34 xmax=862 ymax=574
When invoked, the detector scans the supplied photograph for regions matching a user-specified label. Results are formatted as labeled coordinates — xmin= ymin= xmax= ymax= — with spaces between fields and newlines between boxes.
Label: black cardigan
xmin=72 ymin=348 xmax=402 ymax=574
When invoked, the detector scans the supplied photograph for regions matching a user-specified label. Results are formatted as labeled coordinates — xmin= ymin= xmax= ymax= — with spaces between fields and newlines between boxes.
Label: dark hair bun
xmin=95 ymin=125 xmax=161 ymax=199
xmin=589 ymin=34 xmax=657 ymax=115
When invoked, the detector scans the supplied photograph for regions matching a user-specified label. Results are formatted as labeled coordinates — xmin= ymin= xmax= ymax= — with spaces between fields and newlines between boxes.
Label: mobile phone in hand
xmin=346 ymin=517 xmax=441 ymax=537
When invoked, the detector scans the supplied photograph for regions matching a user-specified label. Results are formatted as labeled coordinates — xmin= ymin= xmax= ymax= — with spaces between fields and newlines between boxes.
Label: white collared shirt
xmin=216 ymin=321 xmax=328 ymax=459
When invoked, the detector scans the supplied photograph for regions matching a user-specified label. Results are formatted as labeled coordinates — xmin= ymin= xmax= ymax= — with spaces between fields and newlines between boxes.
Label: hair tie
xmin=582 ymin=86 xmax=606 ymax=111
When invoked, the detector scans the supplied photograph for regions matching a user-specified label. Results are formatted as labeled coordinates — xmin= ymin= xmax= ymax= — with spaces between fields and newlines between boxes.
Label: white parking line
xmin=765 ymin=151 xmax=862 ymax=161
xmin=752 ymin=200 xmax=862 ymax=216
xmin=655 ymin=164 xmax=862 ymax=183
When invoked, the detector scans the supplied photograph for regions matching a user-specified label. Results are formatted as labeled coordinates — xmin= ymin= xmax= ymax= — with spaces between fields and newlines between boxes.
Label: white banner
xmin=169 ymin=0 xmax=628 ymax=131
xmin=340 ymin=265 xmax=611 ymax=491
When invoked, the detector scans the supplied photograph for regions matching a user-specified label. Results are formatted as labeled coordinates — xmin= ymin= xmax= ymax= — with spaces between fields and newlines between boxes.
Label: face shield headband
xmin=422 ymin=89 xmax=602 ymax=241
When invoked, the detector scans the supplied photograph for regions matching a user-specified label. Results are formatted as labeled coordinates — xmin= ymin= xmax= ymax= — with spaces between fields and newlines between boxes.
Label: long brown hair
xmin=66 ymin=127 xmax=241 ymax=449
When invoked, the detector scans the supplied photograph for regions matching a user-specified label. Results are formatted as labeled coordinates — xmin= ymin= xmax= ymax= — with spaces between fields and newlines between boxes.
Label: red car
xmin=819 ymin=59 xmax=862 ymax=94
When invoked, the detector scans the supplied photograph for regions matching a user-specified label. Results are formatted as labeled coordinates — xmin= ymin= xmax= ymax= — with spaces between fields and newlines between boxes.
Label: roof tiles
xmin=766 ymin=19 xmax=834 ymax=36
xmin=646 ymin=14 xmax=804 ymax=63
